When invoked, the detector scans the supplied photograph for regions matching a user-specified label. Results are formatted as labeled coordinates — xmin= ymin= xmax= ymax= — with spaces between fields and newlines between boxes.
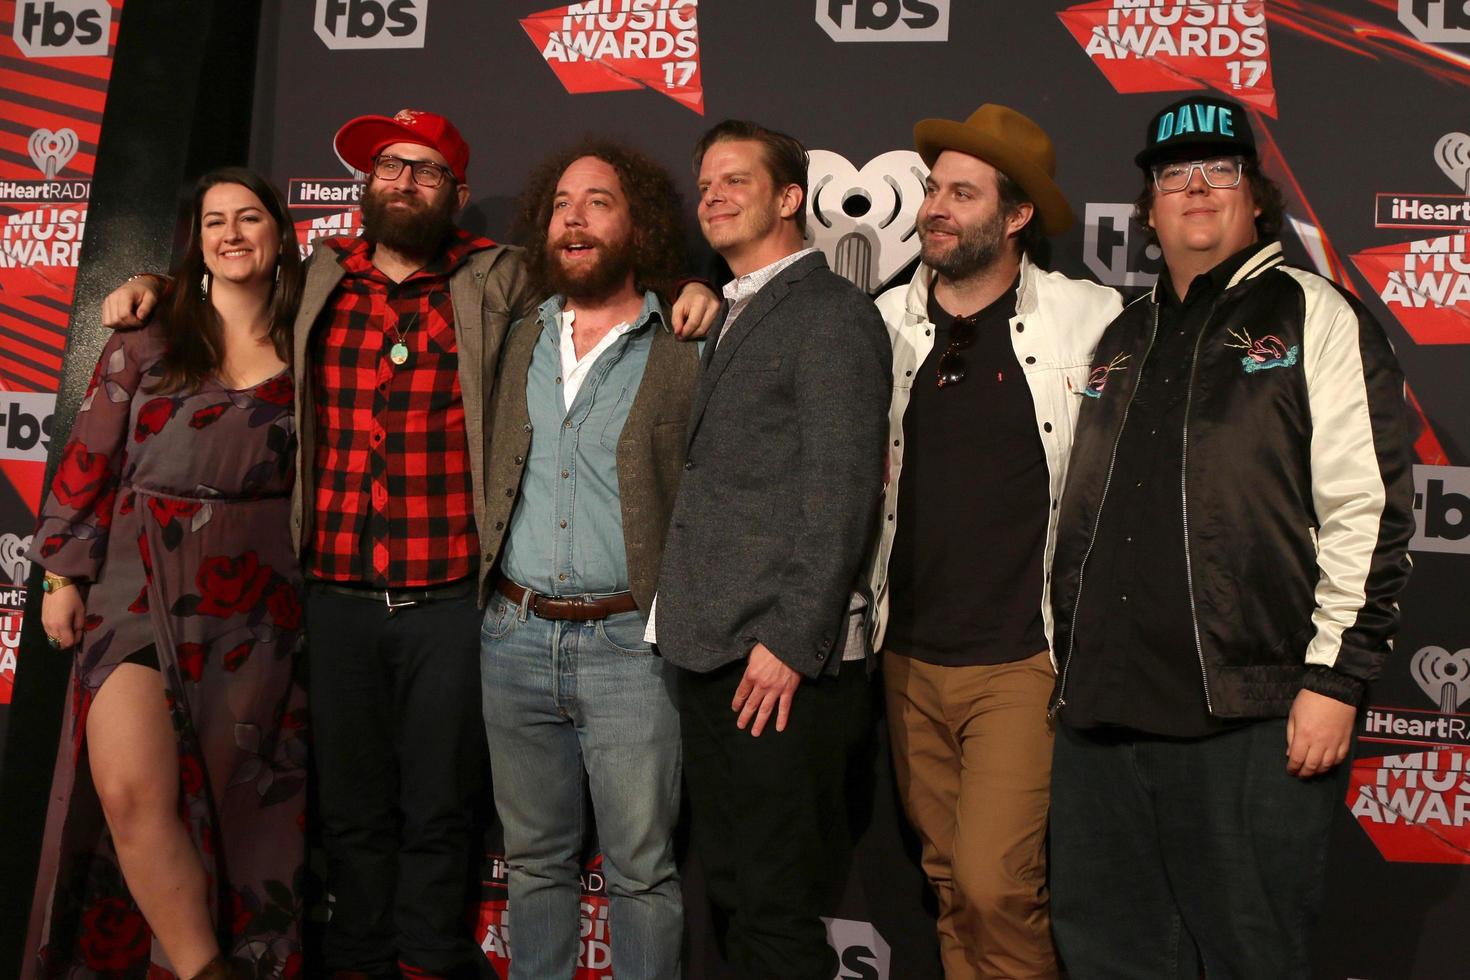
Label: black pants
xmin=307 ymin=585 xmax=487 ymax=979
xmin=678 ymin=658 xmax=871 ymax=980
xmin=1050 ymin=719 xmax=1349 ymax=979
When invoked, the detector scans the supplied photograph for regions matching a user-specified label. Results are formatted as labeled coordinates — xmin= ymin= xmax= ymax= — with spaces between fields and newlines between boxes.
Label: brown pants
xmin=884 ymin=649 xmax=1059 ymax=980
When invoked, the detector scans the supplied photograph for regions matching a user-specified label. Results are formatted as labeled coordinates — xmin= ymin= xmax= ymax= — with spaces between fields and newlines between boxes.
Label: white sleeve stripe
xmin=1287 ymin=267 xmax=1389 ymax=670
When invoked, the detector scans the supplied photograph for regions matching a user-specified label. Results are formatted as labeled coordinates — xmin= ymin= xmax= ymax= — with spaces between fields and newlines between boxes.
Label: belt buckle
xmin=385 ymin=590 xmax=420 ymax=614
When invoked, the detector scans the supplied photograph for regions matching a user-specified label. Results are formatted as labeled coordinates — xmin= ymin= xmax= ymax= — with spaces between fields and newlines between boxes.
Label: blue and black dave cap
xmin=1135 ymin=95 xmax=1256 ymax=169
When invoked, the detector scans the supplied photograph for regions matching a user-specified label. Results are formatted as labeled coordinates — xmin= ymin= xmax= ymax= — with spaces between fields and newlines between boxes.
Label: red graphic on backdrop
xmin=1267 ymin=0 xmax=1470 ymax=91
xmin=0 ymin=608 xmax=19 ymax=705
xmin=292 ymin=209 xmax=362 ymax=258
xmin=476 ymin=853 xmax=613 ymax=977
xmin=0 ymin=1 xmax=123 ymax=562
xmin=1349 ymin=750 xmax=1470 ymax=864
xmin=1350 ymin=235 xmax=1470 ymax=346
xmin=521 ymin=0 xmax=703 ymax=115
xmin=1058 ymin=0 xmax=1277 ymax=116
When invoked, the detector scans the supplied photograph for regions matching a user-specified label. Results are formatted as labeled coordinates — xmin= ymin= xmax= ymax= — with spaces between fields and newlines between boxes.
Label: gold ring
xmin=46 ymin=634 xmax=62 ymax=649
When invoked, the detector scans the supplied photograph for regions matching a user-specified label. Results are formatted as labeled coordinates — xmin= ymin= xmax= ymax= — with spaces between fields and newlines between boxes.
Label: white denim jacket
xmin=866 ymin=257 xmax=1123 ymax=668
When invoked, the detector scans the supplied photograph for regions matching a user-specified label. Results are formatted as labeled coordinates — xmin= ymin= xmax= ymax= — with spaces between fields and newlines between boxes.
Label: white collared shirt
xmin=714 ymin=247 xmax=820 ymax=346
xmin=558 ymin=308 xmax=635 ymax=413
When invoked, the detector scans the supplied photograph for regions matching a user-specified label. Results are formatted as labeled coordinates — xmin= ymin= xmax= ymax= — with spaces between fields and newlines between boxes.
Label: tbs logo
xmin=1083 ymin=202 xmax=1161 ymax=290
xmin=1399 ymin=0 xmax=1470 ymax=43
xmin=816 ymin=0 xmax=949 ymax=43
xmin=1412 ymin=464 xmax=1470 ymax=555
xmin=822 ymin=918 xmax=890 ymax=979
xmin=12 ymin=0 xmax=111 ymax=58
xmin=315 ymin=0 xmax=426 ymax=50
xmin=0 ymin=394 xmax=55 ymax=463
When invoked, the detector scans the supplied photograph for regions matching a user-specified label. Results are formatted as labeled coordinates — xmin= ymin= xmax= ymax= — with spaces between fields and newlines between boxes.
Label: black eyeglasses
xmin=936 ymin=313 xmax=979 ymax=388
xmin=371 ymin=154 xmax=455 ymax=188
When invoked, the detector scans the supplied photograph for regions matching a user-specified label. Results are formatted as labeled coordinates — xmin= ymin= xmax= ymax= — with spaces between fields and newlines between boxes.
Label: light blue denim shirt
xmin=499 ymin=290 xmax=662 ymax=597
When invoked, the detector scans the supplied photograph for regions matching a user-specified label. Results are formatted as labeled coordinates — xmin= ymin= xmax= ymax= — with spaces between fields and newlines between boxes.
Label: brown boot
xmin=189 ymin=956 xmax=249 ymax=980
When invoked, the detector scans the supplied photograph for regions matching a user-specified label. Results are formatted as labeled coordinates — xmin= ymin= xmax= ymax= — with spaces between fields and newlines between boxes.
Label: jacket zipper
xmin=1050 ymin=302 xmax=1161 ymax=718
xmin=1180 ymin=300 xmax=1221 ymax=715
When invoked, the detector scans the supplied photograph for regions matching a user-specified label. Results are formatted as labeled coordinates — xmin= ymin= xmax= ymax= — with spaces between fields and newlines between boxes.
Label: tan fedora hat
xmin=913 ymin=104 xmax=1074 ymax=236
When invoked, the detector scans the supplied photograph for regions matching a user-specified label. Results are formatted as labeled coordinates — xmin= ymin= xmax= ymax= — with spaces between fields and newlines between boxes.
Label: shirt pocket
xmin=424 ymin=304 xmax=459 ymax=356
xmin=730 ymin=353 xmax=783 ymax=374
xmin=598 ymin=384 xmax=633 ymax=453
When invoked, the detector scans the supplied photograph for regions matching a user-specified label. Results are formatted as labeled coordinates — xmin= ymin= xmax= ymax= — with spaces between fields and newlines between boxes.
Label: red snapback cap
xmin=334 ymin=109 xmax=470 ymax=182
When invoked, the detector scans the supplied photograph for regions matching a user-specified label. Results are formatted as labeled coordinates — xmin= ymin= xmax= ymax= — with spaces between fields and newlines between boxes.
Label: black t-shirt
xmin=885 ymin=281 xmax=1050 ymax=666
xmin=1061 ymin=243 xmax=1271 ymax=737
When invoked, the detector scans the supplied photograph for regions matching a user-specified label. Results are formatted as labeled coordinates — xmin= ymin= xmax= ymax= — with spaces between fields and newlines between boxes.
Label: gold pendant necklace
xmin=389 ymin=311 xmax=417 ymax=366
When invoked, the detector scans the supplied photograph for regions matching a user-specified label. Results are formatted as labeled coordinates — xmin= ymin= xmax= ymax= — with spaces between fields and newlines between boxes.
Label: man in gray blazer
xmin=650 ymin=120 xmax=891 ymax=979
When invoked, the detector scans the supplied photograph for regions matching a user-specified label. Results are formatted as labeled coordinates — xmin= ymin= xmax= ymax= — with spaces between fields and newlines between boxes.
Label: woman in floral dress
xmin=26 ymin=168 xmax=307 ymax=980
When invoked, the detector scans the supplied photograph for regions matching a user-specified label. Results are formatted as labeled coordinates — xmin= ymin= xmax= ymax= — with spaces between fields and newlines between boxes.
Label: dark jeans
xmin=1050 ymin=719 xmax=1349 ymax=980
xmin=307 ymin=585 xmax=488 ymax=979
xmin=678 ymin=658 xmax=871 ymax=980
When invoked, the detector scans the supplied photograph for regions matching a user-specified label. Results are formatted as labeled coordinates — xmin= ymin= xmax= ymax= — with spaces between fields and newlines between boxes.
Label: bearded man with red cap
xmin=102 ymin=109 xmax=717 ymax=980
xmin=296 ymin=108 xmax=516 ymax=980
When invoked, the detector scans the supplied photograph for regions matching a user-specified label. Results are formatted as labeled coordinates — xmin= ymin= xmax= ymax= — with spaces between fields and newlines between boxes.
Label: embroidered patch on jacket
xmin=1225 ymin=328 xmax=1299 ymax=373
xmin=1075 ymin=352 xmax=1131 ymax=398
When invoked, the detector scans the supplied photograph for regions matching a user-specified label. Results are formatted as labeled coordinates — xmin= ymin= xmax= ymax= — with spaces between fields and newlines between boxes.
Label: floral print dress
xmin=24 ymin=323 xmax=306 ymax=980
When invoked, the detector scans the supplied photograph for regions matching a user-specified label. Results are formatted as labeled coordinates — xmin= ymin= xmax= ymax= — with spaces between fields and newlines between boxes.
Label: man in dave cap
xmin=1047 ymin=95 xmax=1415 ymax=976
xmin=866 ymin=104 xmax=1119 ymax=979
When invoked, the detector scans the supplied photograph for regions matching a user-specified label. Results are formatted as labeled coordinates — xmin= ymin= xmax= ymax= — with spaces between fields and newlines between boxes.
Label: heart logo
xmin=27 ymin=127 xmax=79 ymax=179
xmin=1410 ymin=645 xmax=1470 ymax=713
xmin=0 ymin=532 xmax=31 ymax=586
xmin=806 ymin=149 xmax=927 ymax=294
xmin=1433 ymin=132 xmax=1470 ymax=192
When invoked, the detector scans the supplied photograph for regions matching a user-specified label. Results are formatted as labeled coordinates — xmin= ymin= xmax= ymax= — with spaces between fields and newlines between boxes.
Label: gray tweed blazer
xmin=654 ymin=252 xmax=891 ymax=678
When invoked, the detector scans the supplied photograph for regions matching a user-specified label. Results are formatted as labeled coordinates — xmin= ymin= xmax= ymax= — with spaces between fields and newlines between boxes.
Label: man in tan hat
xmin=865 ymin=104 xmax=1120 ymax=978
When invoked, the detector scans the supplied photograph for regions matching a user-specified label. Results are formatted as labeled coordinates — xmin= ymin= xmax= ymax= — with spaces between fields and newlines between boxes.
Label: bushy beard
xmin=360 ymin=181 xmax=458 ymax=259
xmin=919 ymin=208 xmax=1010 ymax=282
xmin=545 ymin=232 xmax=637 ymax=303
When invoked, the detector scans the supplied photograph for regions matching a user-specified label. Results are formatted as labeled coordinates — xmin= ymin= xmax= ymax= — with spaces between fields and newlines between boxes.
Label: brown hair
xmin=691 ymin=119 xmax=809 ymax=235
xmin=995 ymin=170 xmax=1049 ymax=266
xmin=152 ymin=167 xmax=302 ymax=394
xmin=513 ymin=139 xmax=688 ymax=302
xmin=1132 ymin=156 xmax=1285 ymax=244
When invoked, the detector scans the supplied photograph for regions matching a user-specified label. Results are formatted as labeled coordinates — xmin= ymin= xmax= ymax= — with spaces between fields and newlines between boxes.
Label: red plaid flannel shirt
xmin=304 ymin=229 xmax=492 ymax=587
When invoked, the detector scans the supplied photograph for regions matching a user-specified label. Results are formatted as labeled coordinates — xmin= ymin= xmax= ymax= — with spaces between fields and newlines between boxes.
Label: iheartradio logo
xmin=1413 ymin=645 xmax=1470 ymax=714
xmin=805 ymin=149 xmax=926 ymax=294
xmin=28 ymin=127 xmax=78 ymax=179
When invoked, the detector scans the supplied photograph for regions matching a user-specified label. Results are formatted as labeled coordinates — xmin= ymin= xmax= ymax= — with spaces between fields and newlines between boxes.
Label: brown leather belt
xmin=495 ymin=577 xmax=638 ymax=622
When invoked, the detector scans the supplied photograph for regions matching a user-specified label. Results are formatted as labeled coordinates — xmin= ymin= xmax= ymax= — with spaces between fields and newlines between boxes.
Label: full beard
xmin=545 ymin=233 xmax=637 ymax=303
xmin=919 ymin=208 xmax=1010 ymax=282
xmin=360 ymin=183 xmax=458 ymax=259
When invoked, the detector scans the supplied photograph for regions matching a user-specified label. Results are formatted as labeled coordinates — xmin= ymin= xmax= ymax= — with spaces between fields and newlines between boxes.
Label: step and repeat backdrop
xmin=4 ymin=0 xmax=1469 ymax=976
xmin=0 ymin=0 xmax=124 ymax=760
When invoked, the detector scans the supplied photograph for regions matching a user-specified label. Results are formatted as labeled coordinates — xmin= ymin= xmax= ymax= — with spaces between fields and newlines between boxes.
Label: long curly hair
xmin=514 ymin=139 xmax=688 ymax=302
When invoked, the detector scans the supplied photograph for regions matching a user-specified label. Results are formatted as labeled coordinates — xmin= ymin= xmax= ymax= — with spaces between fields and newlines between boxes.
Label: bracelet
xmin=42 ymin=571 xmax=75 ymax=594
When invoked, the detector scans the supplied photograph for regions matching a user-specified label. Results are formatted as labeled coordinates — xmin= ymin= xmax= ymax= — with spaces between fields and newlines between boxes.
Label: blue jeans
xmin=1050 ymin=719 xmax=1348 ymax=979
xmin=480 ymin=593 xmax=682 ymax=980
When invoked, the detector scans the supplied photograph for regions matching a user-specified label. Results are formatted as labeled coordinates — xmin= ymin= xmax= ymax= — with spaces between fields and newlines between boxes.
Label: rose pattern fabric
xmin=24 ymin=327 xmax=305 ymax=980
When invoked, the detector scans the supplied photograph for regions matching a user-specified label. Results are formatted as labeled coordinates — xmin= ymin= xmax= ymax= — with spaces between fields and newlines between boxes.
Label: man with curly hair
xmin=476 ymin=140 xmax=701 ymax=979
